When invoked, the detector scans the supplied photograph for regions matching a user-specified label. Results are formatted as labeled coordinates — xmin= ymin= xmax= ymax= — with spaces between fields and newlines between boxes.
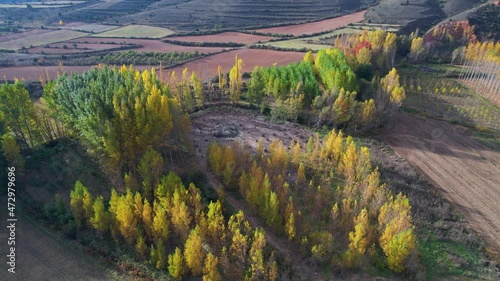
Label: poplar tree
xmin=184 ymin=227 xmax=205 ymax=276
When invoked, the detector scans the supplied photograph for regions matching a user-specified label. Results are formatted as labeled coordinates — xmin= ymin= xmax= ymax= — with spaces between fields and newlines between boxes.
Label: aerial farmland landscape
xmin=0 ymin=0 xmax=499 ymax=280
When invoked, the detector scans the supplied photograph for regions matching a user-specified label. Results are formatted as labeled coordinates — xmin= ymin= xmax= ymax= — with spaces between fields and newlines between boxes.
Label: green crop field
xmin=0 ymin=30 xmax=87 ymax=50
xmin=92 ymin=25 xmax=175 ymax=39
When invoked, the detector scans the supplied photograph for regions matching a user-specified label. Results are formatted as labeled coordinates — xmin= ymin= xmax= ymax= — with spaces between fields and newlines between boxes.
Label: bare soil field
xmin=383 ymin=112 xmax=500 ymax=252
xmin=0 ymin=29 xmax=52 ymax=42
xmin=0 ymin=200 xmax=113 ymax=281
xmin=254 ymin=10 xmax=366 ymax=36
xmin=165 ymin=49 xmax=304 ymax=80
xmin=69 ymin=37 xmax=229 ymax=53
xmin=28 ymin=42 xmax=132 ymax=54
xmin=0 ymin=30 xmax=87 ymax=51
xmin=168 ymin=32 xmax=274 ymax=44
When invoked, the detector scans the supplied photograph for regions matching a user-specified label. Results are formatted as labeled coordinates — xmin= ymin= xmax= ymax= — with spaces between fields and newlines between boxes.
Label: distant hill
xmin=365 ymin=0 xmax=486 ymax=34
xmin=468 ymin=3 xmax=500 ymax=41
xmin=64 ymin=0 xmax=377 ymax=31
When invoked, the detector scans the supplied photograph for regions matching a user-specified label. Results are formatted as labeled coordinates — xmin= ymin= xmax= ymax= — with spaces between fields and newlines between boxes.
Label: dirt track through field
xmin=0 ymin=210 xmax=112 ymax=281
xmin=383 ymin=112 xmax=500 ymax=252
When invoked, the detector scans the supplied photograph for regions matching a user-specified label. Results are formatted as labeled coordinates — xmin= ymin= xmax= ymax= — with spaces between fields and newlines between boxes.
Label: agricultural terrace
xmin=28 ymin=41 xmax=138 ymax=54
xmin=92 ymin=25 xmax=175 ymax=39
xmin=0 ymin=1 xmax=85 ymax=9
xmin=254 ymin=10 xmax=366 ymax=36
xmin=61 ymin=23 xmax=120 ymax=33
xmin=167 ymin=32 xmax=274 ymax=44
xmin=38 ymin=37 xmax=229 ymax=54
xmin=0 ymin=29 xmax=86 ymax=50
xmin=258 ymin=28 xmax=361 ymax=51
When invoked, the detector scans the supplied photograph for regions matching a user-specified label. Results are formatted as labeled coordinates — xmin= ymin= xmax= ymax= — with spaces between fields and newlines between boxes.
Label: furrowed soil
xmin=383 ymin=112 xmax=500 ymax=253
xmin=164 ymin=49 xmax=305 ymax=81
xmin=167 ymin=32 xmax=274 ymax=44
xmin=0 ymin=203 xmax=112 ymax=281
xmin=254 ymin=10 xmax=366 ymax=36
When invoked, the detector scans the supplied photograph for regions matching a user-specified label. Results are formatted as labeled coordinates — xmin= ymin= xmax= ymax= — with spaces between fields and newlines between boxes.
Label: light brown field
xmin=0 ymin=29 xmax=52 ymax=42
xmin=383 ymin=112 xmax=500 ymax=252
xmin=28 ymin=42 xmax=132 ymax=54
xmin=254 ymin=10 xmax=366 ymax=36
xmin=164 ymin=49 xmax=305 ymax=81
xmin=0 ymin=30 xmax=87 ymax=50
xmin=68 ymin=37 xmax=229 ymax=53
xmin=167 ymin=32 xmax=274 ymax=44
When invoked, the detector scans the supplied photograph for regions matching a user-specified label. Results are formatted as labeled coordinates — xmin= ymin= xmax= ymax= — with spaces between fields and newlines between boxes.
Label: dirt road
xmin=0 ymin=207 xmax=112 ymax=281
xmin=383 ymin=112 xmax=500 ymax=252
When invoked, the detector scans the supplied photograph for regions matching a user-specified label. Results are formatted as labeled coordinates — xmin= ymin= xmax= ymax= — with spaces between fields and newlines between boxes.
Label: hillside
xmin=65 ymin=0 xmax=376 ymax=31
xmin=468 ymin=3 xmax=500 ymax=41
xmin=365 ymin=0 xmax=486 ymax=33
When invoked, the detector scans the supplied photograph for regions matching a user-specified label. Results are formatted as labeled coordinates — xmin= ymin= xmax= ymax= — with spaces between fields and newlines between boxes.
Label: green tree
xmin=203 ymin=253 xmax=221 ymax=281
xmin=1 ymin=133 xmax=24 ymax=172
xmin=70 ymin=181 xmax=87 ymax=228
xmin=90 ymin=195 xmax=109 ymax=234
xmin=168 ymin=247 xmax=186 ymax=279
xmin=184 ymin=227 xmax=205 ymax=276
xmin=0 ymin=82 xmax=39 ymax=149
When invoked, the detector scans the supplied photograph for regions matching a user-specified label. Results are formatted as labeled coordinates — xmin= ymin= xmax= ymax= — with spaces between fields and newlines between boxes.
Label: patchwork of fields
xmin=0 ymin=30 xmax=87 ymax=50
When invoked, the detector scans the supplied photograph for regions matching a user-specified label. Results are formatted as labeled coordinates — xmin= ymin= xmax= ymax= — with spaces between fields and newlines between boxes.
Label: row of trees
xmin=458 ymin=41 xmax=500 ymax=104
xmin=69 ymin=171 xmax=279 ymax=280
xmin=207 ymin=128 xmax=416 ymax=272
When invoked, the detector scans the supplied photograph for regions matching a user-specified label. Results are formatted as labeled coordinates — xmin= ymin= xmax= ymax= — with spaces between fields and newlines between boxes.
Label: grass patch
xmin=419 ymin=233 xmax=486 ymax=280
xmin=92 ymin=25 xmax=175 ymax=39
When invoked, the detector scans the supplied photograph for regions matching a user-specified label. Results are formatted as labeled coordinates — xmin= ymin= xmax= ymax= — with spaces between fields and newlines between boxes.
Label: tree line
xmin=207 ymin=129 xmax=416 ymax=272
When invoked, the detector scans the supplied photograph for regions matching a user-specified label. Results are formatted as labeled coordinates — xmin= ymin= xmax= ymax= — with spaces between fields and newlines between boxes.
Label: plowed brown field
xmin=254 ymin=10 xmax=366 ymax=36
xmin=164 ymin=49 xmax=304 ymax=81
xmin=383 ymin=112 xmax=500 ymax=251
xmin=63 ymin=37 xmax=229 ymax=53
xmin=167 ymin=32 xmax=274 ymax=44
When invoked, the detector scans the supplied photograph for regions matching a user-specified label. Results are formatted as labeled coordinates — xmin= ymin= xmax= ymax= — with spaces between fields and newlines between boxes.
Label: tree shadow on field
xmin=382 ymin=109 xmax=500 ymax=159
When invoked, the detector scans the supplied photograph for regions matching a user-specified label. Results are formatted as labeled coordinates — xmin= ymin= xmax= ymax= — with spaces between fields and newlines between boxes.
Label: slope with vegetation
xmin=1 ymin=23 xmax=499 ymax=280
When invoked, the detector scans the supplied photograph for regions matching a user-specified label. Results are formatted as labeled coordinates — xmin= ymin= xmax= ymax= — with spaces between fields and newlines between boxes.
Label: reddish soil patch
xmin=254 ymin=10 xmax=366 ymax=36
xmin=168 ymin=32 xmax=274 ymax=44
xmin=74 ymin=37 xmax=228 ymax=53
xmin=28 ymin=42 xmax=130 ymax=54
xmin=0 ymin=65 xmax=154 ymax=81
xmin=383 ymin=112 xmax=500 ymax=252
xmin=0 ymin=29 xmax=52 ymax=42
xmin=164 ymin=49 xmax=304 ymax=81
